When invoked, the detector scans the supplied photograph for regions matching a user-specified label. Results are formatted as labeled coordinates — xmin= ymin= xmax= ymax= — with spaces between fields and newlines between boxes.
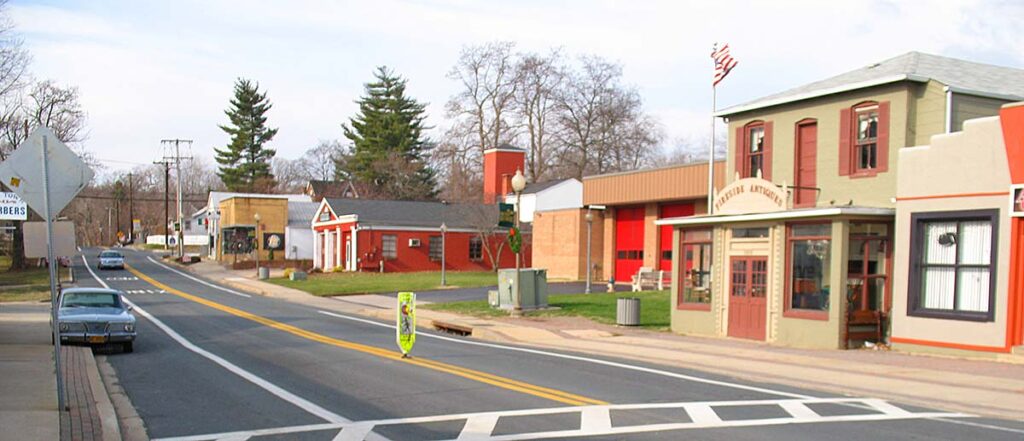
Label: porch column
xmin=313 ymin=229 xmax=320 ymax=269
xmin=336 ymin=226 xmax=342 ymax=271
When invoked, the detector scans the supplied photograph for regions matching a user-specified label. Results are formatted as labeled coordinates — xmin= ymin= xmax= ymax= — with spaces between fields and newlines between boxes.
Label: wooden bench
xmin=631 ymin=267 xmax=658 ymax=292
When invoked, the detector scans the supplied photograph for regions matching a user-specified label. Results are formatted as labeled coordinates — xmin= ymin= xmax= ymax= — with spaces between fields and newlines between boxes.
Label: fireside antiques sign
xmin=713 ymin=178 xmax=787 ymax=215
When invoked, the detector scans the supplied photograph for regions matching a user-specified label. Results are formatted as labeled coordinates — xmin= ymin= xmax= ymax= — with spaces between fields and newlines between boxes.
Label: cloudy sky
xmin=10 ymin=0 xmax=1024 ymax=174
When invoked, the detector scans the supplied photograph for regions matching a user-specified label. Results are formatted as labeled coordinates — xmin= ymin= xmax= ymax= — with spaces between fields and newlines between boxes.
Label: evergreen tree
xmin=215 ymin=78 xmax=278 ymax=192
xmin=341 ymin=66 xmax=437 ymax=200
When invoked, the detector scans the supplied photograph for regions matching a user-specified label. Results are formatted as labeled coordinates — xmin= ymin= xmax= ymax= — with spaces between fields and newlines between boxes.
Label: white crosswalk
xmin=104 ymin=276 xmax=139 ymax=281
xmin=122 ymin=289 xmax=166 ymax=295
xmin=151 ymin=397 xmax=971 ymax=441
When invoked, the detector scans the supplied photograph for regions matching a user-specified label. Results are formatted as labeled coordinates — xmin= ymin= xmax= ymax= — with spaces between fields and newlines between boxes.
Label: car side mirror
xmin=126 ymin=305 xmax=133 ymax=311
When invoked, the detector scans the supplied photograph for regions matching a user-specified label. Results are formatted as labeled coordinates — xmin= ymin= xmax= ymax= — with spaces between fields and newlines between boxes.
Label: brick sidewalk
xmin=60 ymin=346 xmax=103 ymax=441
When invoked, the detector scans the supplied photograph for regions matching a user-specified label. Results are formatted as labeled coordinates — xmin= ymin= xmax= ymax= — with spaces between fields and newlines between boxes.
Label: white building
xmin=503 ymin=179 xmax=583 ymax=223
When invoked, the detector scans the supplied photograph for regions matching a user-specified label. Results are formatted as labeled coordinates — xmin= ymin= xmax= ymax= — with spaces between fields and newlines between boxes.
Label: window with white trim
xmin=909 ymin=210 xmax=997 ymax=321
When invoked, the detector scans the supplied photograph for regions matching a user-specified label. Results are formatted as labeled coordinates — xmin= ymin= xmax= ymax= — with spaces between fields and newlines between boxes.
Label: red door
xmin=659 ymin=203 xmax=696 ymax=271
xmin=795 ymin=121 xmax=817 ymax=207
xmin=728 ymin=257 xmax=768 ymax=340
xmin=614 ymin=206 xmax=645 ymax=282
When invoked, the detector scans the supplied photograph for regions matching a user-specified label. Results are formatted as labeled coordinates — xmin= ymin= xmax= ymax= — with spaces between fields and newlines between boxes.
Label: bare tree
xmin=301 ymin=140 xmax=343 ymax=181
xmin=272 ymin=156 xmax=307 ymax=193
xmin=460 ymin=203 xmax=508 ymax=271
xmin=513 ymin=51 xmax=564 ymax=182
xmin=0 ymin=80 xmax=86 ymax=159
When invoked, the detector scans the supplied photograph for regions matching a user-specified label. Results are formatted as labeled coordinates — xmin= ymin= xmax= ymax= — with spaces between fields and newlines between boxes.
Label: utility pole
xmin=128 ymin=172 xmax=134 ymax=243
xmin=161 ymin=139 xmax=192 ymax=259
xmin=153 ymin=160 xmax=172 ymax=251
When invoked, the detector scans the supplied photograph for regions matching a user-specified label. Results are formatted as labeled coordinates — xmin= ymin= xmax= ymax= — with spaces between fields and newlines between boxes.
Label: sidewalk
xmin=182 ymin=259 xmax=1024 ymax=420
xmin=0 ymin=303 xmax=120 ymax=441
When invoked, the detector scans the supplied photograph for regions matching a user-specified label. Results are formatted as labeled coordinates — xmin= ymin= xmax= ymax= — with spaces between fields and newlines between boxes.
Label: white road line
xmin=81 ymin=255 xmax=350 ymax=425
xmin=145 ymin=256 xmax=251 ymax=298
xmin=152 ymin=397 xmax=971 ymax=441
xmin=316 ymin=310 xmax=814 ymax=399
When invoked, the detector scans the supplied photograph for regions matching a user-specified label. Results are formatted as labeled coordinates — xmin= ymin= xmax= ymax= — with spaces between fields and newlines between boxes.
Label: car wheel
xmin=122 ymin=342 xmax=133 ymax=353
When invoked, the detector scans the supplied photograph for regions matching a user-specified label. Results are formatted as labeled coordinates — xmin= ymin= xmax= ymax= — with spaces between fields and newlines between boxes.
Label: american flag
xmin=712 ymin=43 xmax=738 ymax=87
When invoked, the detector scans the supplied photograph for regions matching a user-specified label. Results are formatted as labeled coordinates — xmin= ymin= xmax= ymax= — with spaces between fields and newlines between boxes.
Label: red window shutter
xmin=876 ymin=101 xmax=890 ymax=173
xmin=735 ymin=126 xmax=744 ymax=177
xmin=762 ymin=121 xmax=773 ymax=181
xmin=838 ymin=107 xmax=852 ymax=176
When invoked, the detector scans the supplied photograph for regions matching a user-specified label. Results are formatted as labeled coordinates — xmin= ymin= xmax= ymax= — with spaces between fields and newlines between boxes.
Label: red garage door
xmin=615 ymin=206 xmax=645 ymax=282
xmin=659 ymin=203 xmax=696 ymax=271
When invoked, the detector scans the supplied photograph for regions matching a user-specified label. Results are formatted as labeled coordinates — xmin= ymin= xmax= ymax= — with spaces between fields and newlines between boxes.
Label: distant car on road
xmin=56 ymin=288 xmax=137 ymax=353
xmin=97 ymin=250 xmax=125 ymax=270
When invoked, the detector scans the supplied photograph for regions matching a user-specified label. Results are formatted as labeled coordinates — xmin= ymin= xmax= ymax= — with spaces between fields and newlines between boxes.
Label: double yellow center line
xmin=125 ymin=264 xmax=606 ymax=407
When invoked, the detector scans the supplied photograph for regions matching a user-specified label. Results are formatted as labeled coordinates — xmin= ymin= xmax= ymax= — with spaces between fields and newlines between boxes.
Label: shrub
xmin=283 ymin=268 xmax=294 ymax=278
xmin=331 ymin=266 xmax=345 ymax=273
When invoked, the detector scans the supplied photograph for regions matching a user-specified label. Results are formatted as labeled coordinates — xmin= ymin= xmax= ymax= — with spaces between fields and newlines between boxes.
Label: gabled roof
xmin=321 ymin=198 xmax=498 ymax=230
xmin=718 ymin=52 xmax=1024 ymax=117
xmin=287 ymin=201 xmax=320 ymax=227
xmin=305 ymin=180 xmax=360 ymax=199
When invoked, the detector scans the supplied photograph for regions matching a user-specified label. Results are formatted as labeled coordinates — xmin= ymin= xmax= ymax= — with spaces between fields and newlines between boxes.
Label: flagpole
xmin=708 ymin=84 xmax=716 ymax=215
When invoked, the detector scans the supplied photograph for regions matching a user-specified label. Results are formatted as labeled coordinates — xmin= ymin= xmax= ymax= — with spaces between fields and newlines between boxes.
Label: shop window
xmin=428 ymin=236 xmax=442 ymax=261
xmin=848 ymin=223 xmax=889 ymax=315
xmin=678 ymin=229 xmax=713 ymax=309
xmin=786 ymin=223 xmax=832 ymax=317
xmin=469 ymin=236 xmax=483 ymax=261
xmin=382 ymin=235 xmax=397 ymax=259
xmin=733 ymin=227 xmax=769 ymax=239
xmin=909 ymin=210 xmax=997 ymax=321
xmin=839 ymin=101 xmax=889 ymax=177
xmin=735 ymin=121 xmax=773 ymax=180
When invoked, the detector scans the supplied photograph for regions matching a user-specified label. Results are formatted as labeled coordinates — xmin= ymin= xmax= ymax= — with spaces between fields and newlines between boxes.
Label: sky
xmin=9 ymin=0 xmax=1024 ymax=175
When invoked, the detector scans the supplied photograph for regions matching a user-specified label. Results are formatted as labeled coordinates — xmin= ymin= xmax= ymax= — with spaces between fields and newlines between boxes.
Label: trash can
xmin=257 ymin=267 xmax=270 ymax=280
xmin=617 ymin=297 xmax=640 ymax=326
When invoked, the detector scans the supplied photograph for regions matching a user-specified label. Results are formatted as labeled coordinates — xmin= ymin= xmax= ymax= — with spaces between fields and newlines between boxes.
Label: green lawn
xmin=267 ymin=271 xmax=499 ymax=297
xmin=0 ymin=255 xmax=68 ymax=303
xmin=423 ymin=290 xmax=671 ymax=330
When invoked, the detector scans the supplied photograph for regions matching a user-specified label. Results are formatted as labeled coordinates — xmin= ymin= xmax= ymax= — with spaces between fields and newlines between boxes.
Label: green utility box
xmin=496 ymin=268 xmax=548 ymax=310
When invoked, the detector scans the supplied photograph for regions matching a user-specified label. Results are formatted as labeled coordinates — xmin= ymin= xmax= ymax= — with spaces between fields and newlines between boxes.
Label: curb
xmin=81 ymin=349 xmax=122 ymax=441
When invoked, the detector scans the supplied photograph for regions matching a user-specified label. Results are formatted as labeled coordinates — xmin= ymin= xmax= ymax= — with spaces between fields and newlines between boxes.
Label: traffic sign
xmin=0 ymin=127 xmax=93 ymax=218
xmin=396 ymin=292 xmax=416 ymax=357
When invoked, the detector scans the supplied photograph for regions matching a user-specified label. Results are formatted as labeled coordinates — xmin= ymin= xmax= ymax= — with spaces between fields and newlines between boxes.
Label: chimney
xmin=482 ymin=144 xmax=525 ymax=204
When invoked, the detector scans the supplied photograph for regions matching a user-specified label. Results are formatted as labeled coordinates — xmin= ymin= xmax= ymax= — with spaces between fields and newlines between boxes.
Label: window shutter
xmin=762 ymin=121 xmax=773 ymax=181
xmin=877 ymin=101 xmax=890 ymax=173
xmin=838 ymin=107 xmax=852 ymax=176
xmin=735 ymin=126 xmax=744 ymax=177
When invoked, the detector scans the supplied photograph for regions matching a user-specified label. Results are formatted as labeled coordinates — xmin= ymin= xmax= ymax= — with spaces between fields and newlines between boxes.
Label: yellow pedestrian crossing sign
xmin=397 ymin=292 xmax=416 ymax=357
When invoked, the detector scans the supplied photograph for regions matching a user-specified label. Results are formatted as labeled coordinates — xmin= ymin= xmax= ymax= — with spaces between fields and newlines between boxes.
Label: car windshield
xmin=100 ymin=251 xmax=123 ymax=258
xmin=61 ymin=292 xmax=121 ymax=308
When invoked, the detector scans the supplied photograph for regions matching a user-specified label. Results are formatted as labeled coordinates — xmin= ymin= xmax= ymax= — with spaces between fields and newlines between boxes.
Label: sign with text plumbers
xmin=0 ymin=192 xmax=27 ymax=220
xmin=713 ymin=177 xmax=787 ymax=215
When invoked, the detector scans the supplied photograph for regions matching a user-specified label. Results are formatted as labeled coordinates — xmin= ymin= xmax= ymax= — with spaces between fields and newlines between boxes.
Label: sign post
xmin=0 ymin=127 xmax=94 ymax=413
xmin=397 ymin=292 xmax=416 ymax=358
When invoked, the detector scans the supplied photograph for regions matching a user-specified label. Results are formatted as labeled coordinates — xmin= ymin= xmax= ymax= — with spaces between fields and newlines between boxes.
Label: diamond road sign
xmin=0 ymin=127 xmax=93 ymax=218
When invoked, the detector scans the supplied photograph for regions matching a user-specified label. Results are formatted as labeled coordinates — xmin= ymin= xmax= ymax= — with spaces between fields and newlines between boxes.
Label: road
xmin=73 ymin=248 xmax=1024 ymax=440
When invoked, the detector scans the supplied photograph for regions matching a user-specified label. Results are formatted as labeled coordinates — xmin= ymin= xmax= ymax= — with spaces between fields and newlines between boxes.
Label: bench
xmin=631 ymin=267 xmax=673 ymax=291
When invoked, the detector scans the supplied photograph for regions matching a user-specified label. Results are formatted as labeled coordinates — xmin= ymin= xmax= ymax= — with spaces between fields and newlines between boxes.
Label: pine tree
xmin=215 ymin=78 xmax=278 ymax=192
xmin=341 ymin=66 xmax=437 ymax=200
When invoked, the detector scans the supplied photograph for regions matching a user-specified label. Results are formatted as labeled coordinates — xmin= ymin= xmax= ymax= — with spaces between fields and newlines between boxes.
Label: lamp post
xmin=253 ymin=213 xmax=261 ymax=278
xmin=510 ymin=170 xmax=527 ymax=311
xmin=585 ymin=208 xmax=593 ymax=294
xmin=440 ymin=222 xmax=447 ymax=287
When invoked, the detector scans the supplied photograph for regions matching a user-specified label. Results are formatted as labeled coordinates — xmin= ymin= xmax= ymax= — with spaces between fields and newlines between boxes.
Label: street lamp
xmin=511 ymin=169 xmax=527 ymax=311
xmin=440 ymin=222 xmax=447 ymax=287
xmin=585 ymin=208 xmax=593 ymax=294
xmin=253 ymin=213 xmax=261 ymax=278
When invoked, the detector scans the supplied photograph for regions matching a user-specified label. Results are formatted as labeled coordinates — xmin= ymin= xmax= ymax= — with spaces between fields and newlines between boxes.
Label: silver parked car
xmin=56 ymin=288 xmax=137 ymax=352
xmin=97 ymin=250 xmax=125 ymax=270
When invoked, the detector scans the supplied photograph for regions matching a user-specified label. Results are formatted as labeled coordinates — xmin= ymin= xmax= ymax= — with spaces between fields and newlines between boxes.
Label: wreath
xmin=507 ymin=227 xmax=523 ymax=253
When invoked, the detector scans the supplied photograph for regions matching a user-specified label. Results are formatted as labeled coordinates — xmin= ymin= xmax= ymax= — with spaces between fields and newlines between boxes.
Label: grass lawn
xmin=267 ymin=271 xmax=499 ymax=296
xmin=0 ymin=255 xmax=70 ymax=303
xmin=424 ymin=290 xmax=671 ymax=330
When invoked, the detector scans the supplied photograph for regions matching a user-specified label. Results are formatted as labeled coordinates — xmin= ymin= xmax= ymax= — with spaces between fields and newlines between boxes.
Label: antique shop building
xmin=657 ymin=52 xmax=1024 ymax=349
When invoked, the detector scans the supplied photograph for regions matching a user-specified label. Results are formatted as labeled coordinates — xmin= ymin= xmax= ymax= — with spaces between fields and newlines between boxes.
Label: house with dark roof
xmin=656 ymin=51 xmax=1024 ymax=351
xmin=311 ymin=198 xmax=528 ymax=273
xmin=304 ymin=180 xmax=361 ymax=202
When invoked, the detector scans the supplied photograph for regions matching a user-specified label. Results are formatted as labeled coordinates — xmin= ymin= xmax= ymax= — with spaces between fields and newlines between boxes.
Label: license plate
xmin=88 ymin=336 xmax=106 ymax=343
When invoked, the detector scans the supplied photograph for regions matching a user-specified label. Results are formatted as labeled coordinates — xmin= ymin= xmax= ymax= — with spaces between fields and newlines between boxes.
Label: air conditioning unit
xmin=408 ymin=238 xmax=421 ymax=247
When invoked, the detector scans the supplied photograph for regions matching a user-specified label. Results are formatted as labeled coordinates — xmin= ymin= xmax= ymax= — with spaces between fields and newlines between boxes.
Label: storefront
xmin=658 ymin=177 xmax=894 ymax=350
xmin=889 ymin=104 xmax=1024 ymax=358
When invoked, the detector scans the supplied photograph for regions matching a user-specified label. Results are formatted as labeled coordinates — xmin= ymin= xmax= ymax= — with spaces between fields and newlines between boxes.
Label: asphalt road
xmin=72 ymin=248 xmax=1024 ymax=441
